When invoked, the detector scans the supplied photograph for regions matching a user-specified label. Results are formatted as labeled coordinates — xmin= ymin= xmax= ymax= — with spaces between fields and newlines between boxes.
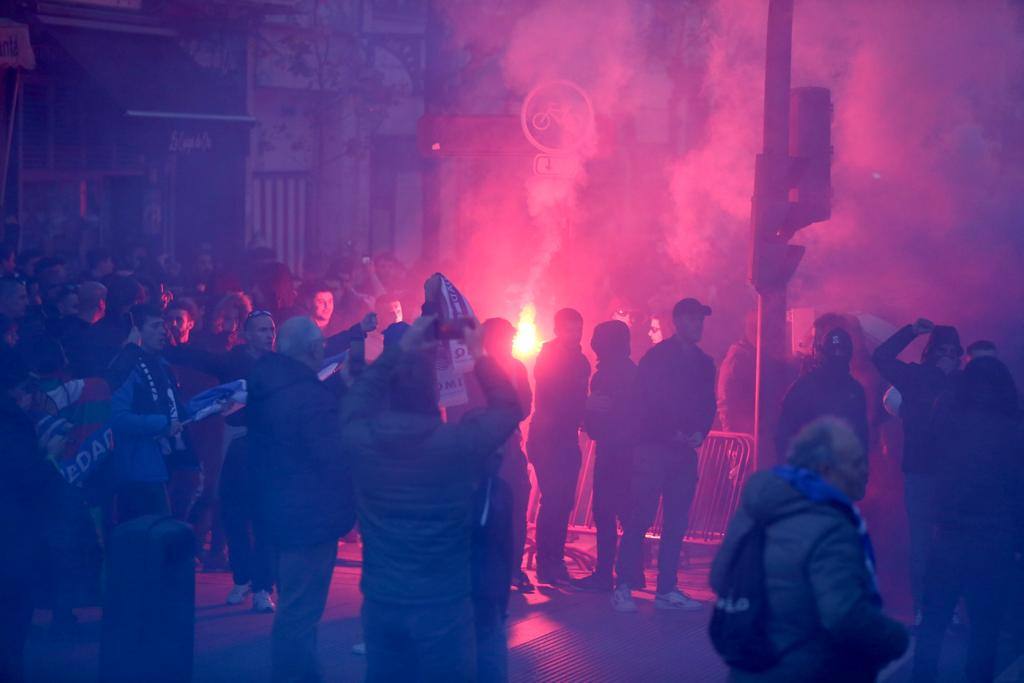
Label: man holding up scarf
xmin=108 ymin=304 xmax=194 ymax=523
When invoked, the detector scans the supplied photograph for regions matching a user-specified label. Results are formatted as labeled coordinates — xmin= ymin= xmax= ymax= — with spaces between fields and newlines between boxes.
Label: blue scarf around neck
xmin=773 ymin=465 xmax=880 ymax=600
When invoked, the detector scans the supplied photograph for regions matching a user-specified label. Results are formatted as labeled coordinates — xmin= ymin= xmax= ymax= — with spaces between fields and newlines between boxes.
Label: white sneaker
xmin=611 ymin=584 xmax=638 ymax=613
xmin=253 ymin=590 xmax=276 ymax=613
xmin=226 ymin=583 xmax=251 ymax=605
xmin=351 ymin=642 xmax=367 ymax=656
xmin=654 ymin=589 xmax=703 ymax=611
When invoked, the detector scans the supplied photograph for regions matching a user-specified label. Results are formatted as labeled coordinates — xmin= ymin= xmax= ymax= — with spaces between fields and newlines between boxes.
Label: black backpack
xmin=709 ymin=513 xmax=793 ymax=671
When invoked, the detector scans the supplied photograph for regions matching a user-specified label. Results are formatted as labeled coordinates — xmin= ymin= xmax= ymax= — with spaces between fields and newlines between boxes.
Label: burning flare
xmin=513 ymin=304 xmax=543 ymax=360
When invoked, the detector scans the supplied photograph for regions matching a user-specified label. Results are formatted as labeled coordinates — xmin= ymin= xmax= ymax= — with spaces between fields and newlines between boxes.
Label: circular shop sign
xmin=520 ymin=80 xmax=595 ymax=155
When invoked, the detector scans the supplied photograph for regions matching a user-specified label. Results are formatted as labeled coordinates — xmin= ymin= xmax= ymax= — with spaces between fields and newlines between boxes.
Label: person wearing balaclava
xmin=872 ymin=318 xmax=963 ymax=621
xmin=775 ymin=327 xmax=870 ymax=462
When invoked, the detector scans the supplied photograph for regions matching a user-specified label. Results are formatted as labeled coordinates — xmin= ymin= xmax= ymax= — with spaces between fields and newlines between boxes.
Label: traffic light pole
xmin=751 ymin=0 xmax=798 ymax=471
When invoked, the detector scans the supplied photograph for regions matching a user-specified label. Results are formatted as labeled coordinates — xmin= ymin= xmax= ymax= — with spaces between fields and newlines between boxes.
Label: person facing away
xmin=480 ymin=317 xmax=535 ymax=593
xmin=913 ymin=357 xmax=1024 ymax=683
xmin=247 ymin=316 xmax=354 ymax=683
xmin=712 ymin=417 xmax=909 ymax=682
xmin=612 ymin=297 xmax=716 ymax=613
xmin=775 ymin=328 xmax=869 ymax=461
xmin=527 ymin=307 xmax=591 ymax=586
xmin=107 ymin=303 xmax=194 ymax=523
xmin=343 ymin=315 xmax=521 ymax=682
xmin=871 ymin=318 xmax=962 ymax=618
xmin=572 ymin=320 xmax=638 ymax=593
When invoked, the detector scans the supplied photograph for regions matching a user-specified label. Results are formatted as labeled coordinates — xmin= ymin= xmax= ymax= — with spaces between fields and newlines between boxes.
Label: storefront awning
xmin=42 ymin=24 xmax=252 ymax=123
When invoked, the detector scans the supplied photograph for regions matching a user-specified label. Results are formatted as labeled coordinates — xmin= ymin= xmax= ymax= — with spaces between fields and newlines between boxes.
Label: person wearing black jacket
xmin=247 ymin=317 xmax=354 ymax=682
xmin=481 ymin=317 xmax=534 ymax=593
xmin=775 ymin=328 xmax=869 ymax=460
xmin=613 ymin=298 xmax=716 ymax=613
xmin=572 ymin=320 xmax=638 ymax=592
xmin=166 ymin=309 xmax=279 ymax=609
xmin=913 ymin=357 xmax=1024 ymax=683
xmin=343 ymin=315 xmax=521 ymax=682
xmin=527 ymin=308 xmax=591 ymax=586
xmin=872 ymin=319 xmax=962 ymax=617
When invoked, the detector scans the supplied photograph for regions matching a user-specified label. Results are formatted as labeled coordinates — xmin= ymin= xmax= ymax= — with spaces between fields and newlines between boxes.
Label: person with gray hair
xmin=247 ymin=315 xmax=355 ymax=681
xmin=711 ymin=417 xmax=908 ymax=681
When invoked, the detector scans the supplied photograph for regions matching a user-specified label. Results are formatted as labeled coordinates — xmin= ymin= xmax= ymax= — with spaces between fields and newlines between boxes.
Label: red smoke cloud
xmin=437 ymin=0 xmax=1024 ymax=367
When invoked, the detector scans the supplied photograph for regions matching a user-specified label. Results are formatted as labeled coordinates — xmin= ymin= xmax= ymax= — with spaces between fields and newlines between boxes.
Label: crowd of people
xmin=0 ymin=238 xmax=1021 ymax=683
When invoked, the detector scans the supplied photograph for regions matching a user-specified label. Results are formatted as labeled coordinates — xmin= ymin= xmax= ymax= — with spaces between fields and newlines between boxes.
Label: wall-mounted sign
xmin=0 ymin=20 xmax=35 ymax=70
xmin=520 ymin=80 xmax=594 ymax=155
xmin=50 ymin=0 xmax=142 ymax=9
xmin=169 ymin=130 xmax=213 ymax=154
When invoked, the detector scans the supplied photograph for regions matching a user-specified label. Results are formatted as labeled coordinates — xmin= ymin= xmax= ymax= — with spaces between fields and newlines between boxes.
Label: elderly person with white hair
xmin=247 ymin=316 xmax=355 ymax=682
xmin=711 ymin=417 xmax=909 ymax=682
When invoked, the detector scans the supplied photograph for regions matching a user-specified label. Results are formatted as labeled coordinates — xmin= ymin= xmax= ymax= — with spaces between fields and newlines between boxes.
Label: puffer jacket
xmin=247 ymin=352 xmax=354 ymax=548
xmin=711 ymin=471 xmax=908 ymax=682
xmin=343 ymin=348 xmax=521 ymax=605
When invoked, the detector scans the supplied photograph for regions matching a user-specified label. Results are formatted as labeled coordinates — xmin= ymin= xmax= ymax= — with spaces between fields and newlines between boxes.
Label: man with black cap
xmin=776 ymin=326 xmax=869 ymax=459
xmin=872 ymin=318 xmax=963 ymax=620
xmin=612 ymin=298 xmax=716 ymax=612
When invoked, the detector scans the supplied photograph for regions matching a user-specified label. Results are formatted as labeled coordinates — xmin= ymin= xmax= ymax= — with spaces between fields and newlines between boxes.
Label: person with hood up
xmin=246 ymin=317 xmax=355 ymax=681
xmin=572 ymin=320 xmax=638 ymax=592
xmin=712 ymin=417 xmax=909 ymax=682
xmin=912 ymin=357 xmax=1024 ymax=683
xmin=872 ymin=318 xmax=962 ymax=618
xmin=528 ymin=308 xmax=591 ymax=586
xmin=775 ymin=328 xmax=869 ymax=461
xmin=343 ymin=315 xmax=521 ymax=681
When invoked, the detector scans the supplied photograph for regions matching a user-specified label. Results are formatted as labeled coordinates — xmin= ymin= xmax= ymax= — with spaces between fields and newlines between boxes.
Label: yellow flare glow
xmin=512 ymin=304 xmax=542 ymax=359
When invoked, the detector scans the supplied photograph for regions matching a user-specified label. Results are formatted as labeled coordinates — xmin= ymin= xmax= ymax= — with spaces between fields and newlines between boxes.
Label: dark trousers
xmin=592 ymin=444 xmax=633 ymax=577
xmin=0 ymin=580 xmax=34 ymax=683
xmin=615 ymin=442 xmax=698 ymax=594
xmin=271 ymin=539 xmax=337 ymax=683
xmin=474 ymin=598 xmax=508 ymax=683
xmin=498 ymin=441 xmax=530 ymax=577
xmin=362 ymin=597 xmax=476 ymax=682
xmin=116 ymin=481 xmax=170 ymax=524
xmin=913 ymin=529 xmax=1013 ymax=683
xmin=529 ymin=436 xmax=581 ymax=575
xmin=903 ymin=472 xmax=937 ymax=611
xmin=221 ymin=438 xmax=273 ymax=592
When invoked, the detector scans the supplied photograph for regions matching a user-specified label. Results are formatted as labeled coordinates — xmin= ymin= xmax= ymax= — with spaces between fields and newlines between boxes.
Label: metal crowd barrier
xmin=525 ymin=431 xmax=756 ymax=545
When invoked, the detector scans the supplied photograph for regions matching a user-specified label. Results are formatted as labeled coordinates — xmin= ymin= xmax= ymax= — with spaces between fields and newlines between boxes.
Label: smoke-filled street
xmin=2 ymin=1 xmax=1023 ymax=682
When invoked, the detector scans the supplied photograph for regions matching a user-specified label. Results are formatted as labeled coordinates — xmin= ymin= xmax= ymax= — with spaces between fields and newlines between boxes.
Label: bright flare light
xmin=512 ymin=304 xmax=543 ymax=360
